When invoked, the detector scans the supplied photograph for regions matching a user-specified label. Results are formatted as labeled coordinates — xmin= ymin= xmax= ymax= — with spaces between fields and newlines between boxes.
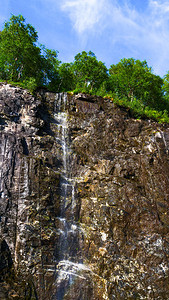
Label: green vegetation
xmin=0 ymin=15 xmax=169 ymax=123
xmin=109 ymin=58 xmax=163 ymax=109
xmin=72 ymin=51 xmax=108 ymax=93
xmin=0 ymin=15 xmax=41 ymax=83
xmin=0 ymin=15 xmax=60 ymax=90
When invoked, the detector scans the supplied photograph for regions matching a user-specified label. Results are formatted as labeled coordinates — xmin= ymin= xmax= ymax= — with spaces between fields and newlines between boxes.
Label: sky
xmin=0 ymin=0 xmax=169 ymax=77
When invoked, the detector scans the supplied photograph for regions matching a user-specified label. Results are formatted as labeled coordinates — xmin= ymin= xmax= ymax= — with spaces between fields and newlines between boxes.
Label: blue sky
xmin=0 ymin=0 xmax=169 ymax=77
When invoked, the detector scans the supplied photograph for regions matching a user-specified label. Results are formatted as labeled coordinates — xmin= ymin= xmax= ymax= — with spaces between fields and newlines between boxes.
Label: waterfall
xmin=54 ymin=93 xmax=84 ymax=299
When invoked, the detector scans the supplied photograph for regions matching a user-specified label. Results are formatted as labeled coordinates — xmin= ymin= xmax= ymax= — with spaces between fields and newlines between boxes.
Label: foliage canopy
xmin=0 ymin=15 xmax=169 ymax=122
xmin=109 ymin=58 xmax=164 ymax=109
xmin=0 ymin=15 xmax=60 ymax=89
xmin=0 ymin=15 xmax=41 ymax=82
xmin=72 ymin=51 xmax=108 ymax=92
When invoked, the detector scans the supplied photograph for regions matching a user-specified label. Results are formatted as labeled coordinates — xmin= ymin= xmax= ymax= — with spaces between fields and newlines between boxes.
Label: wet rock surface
xmin=0 ymin=83 xmax=169 ymax=299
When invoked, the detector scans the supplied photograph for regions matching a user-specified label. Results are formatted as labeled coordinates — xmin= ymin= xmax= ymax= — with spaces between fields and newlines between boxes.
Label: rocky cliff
xmin=0 ymin=83 xmax=169 ymax=299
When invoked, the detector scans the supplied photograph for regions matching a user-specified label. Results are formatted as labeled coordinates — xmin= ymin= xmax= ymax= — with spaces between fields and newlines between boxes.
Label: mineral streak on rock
xmin=0 ymin=83 xmax=169 ymax=299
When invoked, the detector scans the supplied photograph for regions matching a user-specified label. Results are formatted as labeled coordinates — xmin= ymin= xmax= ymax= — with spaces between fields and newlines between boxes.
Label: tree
xmin=163 ymin=72 xmax=169 ymax=99
xmin=0 ymin=15 xmax=42 ymax=83
xmin=109 ymin=58 xmax=163 ymax=109
xmin=72 ymin=51 xmax=108 ymax=92
xmin=161 ymin=72 xmax=169 ymax=111
xmin=40 ymin=45 xmax=60 ymax=91
xmin=58 ymin=62 xmax=76 ymax=92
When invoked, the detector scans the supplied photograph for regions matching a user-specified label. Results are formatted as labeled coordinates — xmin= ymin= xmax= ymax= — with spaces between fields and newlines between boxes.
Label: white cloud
xmin=61 ymin=0 xmax=141 ymax=34
xmin=1 ymin=0 xmax=169 ymax=75
xmin=61 ymin=0 xmax=110 ymax=34
xmin=149 ymin=0 xmax=169 ymax=14
xmin=142 ymin=0 xmax=169 ymax=74
xmin=61 ymin=0 xmax=169 ymax=75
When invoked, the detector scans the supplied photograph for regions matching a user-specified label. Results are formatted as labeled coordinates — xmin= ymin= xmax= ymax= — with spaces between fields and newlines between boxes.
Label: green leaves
xmin=0 ymin=15 xmax=61 ymax=91
xmin=72 ymin=51 xmax=108 ymax=92
xmin=163 ymin=72 xmax=169 ymax=99
xmin=0 ymin=14 xmax=169 ymax=123
xmin=40 ymin=45 xmax=60 ymax=90
xmin=58 ymin=63 xmax=76 ymax=92
xmin=0 ymin=15 xmax=41 ymax=82
xmin=109 ymin=58 xmax=163 ymax=109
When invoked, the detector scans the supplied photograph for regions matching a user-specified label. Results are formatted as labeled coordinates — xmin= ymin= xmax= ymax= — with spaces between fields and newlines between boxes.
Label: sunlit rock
xmin=0 ymin=83 xmax=169 ymax=299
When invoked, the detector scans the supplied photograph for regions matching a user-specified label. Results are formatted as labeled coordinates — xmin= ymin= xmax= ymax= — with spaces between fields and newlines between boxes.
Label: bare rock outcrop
xmin=0 ymin=83 xmax=168 ymax=299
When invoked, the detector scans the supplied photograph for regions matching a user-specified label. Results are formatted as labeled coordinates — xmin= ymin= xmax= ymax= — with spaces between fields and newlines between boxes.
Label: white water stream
xmin=54 ymin=93 xmax=86 ymax=298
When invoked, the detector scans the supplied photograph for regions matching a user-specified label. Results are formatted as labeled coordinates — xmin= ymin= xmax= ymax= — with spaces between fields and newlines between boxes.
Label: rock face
xmin=0 ymin=83 xmax=169 ymax=299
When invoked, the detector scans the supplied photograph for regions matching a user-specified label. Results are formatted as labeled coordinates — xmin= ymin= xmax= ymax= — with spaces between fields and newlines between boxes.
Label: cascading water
xmin=53 ymin=93 xmax=89 ymax=299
